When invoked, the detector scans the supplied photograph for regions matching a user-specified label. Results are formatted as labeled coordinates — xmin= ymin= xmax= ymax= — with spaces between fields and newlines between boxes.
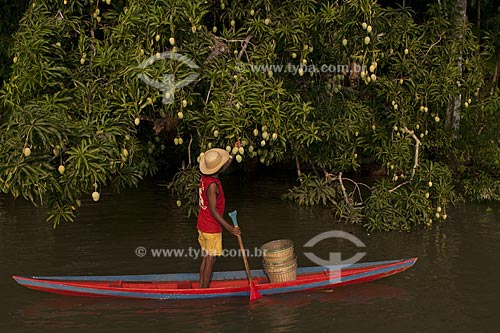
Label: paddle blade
xmin=249 ymin=284 xmax=262 ymax=302
xmin=228 ymin=210 xmax=238 ymax=227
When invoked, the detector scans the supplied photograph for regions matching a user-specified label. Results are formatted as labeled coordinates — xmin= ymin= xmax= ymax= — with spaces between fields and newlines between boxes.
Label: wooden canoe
xmin=12 ymin=257 xmax=417 ymax=300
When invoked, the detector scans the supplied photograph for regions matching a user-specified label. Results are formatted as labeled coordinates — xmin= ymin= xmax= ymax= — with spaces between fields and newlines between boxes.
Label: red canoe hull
xmin=13 ymin=258 xmax=417 ymax=300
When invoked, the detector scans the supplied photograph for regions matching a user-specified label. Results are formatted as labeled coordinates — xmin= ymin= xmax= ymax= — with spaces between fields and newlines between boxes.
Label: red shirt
xmin=197 ymin=175 xmax=225 ymax=233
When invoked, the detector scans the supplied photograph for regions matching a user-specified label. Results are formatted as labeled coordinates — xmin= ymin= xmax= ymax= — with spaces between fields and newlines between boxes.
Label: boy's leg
xmin=200 ymin=254 xmax=216 ymax=288
xmin=198 ymin=231 xmax=222 ymax=288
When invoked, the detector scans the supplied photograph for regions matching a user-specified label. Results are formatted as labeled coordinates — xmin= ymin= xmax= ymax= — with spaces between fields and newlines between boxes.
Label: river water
xmin=1 ymin=173 xmax=499 ymax=332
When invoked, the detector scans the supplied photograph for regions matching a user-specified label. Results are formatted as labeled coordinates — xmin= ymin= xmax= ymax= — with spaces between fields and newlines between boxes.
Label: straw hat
xmin=199 ymin=148 xmax=230 ymax=175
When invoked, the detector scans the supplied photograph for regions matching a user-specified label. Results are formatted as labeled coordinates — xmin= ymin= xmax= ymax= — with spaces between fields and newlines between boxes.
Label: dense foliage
xmin=0 ymin=0 xmax=30 ymax=83
xmin=1 ymin=0 xmax=500 ymax=230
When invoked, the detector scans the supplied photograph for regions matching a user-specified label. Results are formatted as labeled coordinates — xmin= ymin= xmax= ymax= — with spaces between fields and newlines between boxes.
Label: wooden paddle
xmin=228 ymin=210 xmax=262 ymax=302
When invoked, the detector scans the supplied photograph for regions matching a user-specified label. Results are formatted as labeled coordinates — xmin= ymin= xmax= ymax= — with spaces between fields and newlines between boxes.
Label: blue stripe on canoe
xmin=27 ymin=258 xmax=409 ymax=282
xmin=262 ymin=259 xmax=416 ymax=295
xmin=14 ymin=259 xmax=416 ymax=300
xmin=14 ymin=278 xmax=249 ymax=299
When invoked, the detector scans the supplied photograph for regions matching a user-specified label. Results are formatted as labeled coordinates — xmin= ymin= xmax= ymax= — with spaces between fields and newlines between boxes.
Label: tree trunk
xmin=477 ymin=0 xmax=481 ymax=34
xmin=447 ymin=0 xmax=467 ymax=132
xmin=490 ymin=50 xmax=500 ymax=93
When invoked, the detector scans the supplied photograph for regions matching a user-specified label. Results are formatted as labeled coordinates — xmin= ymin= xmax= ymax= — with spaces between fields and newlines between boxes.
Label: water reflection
xmin=12 ymin=283 xmax=409 ymax=332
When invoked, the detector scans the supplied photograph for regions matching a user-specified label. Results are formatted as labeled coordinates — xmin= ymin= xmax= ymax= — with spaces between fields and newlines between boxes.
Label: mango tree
xmin=0 ymin=0 xmax=492 ymax=230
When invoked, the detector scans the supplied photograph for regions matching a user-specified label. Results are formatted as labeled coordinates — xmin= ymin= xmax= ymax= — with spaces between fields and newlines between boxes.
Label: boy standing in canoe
xmin=198 ymin=145 xmax=241 ymax=288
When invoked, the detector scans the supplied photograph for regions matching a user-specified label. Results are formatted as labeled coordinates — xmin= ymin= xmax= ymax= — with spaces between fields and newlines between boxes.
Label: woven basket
xmin=261 ymin=239 xmax=294 ymax=264
xmin=263 ymin=257 xmax=297 ymax=283
xmin=262 ymin=256 xmax=296 ymax=271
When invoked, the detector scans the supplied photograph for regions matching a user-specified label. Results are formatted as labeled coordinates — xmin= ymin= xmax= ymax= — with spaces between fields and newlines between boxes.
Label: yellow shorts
xmin=198 ymin=230 xmax=222 ymax=256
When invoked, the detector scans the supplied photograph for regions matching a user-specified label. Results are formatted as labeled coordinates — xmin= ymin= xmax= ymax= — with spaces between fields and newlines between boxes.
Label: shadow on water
xmin=11 ymin=283 xmax=409 ymax=332
xmin=1 ymin=173 xmax=500 ymax=332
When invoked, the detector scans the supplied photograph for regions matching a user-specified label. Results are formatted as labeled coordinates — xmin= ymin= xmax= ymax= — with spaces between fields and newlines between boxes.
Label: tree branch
xmin=338 ymin=172 xmax=350 ymax=205
xmin=343 ymin=177 xmax=371 ymax=202
xmin=389 ymin=181 xmax=410 ymax=193
xmin=187 ymin=135 xmax=193 ymax=167
xmin=295 ymin=156 xmax=302 ymax=179
xmin=237 ymin=35 xmax=253 ymax=61
xmin=425 ymin=35 xmax=443 ymax=56
xmin=403 ymin=126 xmax=421 ymax=178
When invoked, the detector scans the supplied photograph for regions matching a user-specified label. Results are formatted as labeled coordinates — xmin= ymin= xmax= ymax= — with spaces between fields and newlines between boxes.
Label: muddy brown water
xmin=1 ymin=173 xmax=499 ymax=332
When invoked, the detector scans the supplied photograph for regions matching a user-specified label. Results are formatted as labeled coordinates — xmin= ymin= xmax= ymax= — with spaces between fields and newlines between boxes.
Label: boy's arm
xmin=206 ymin=183 xmax=241 ymax=236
